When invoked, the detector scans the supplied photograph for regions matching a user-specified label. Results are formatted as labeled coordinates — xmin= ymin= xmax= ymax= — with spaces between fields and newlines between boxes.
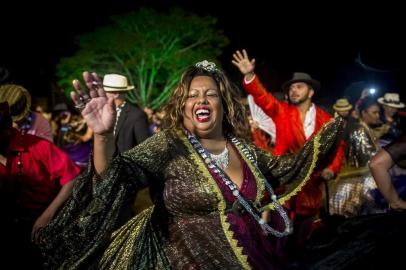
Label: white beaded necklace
xmin=208 ymin=143 xmax=229 ymax=170
xmin=186 ymin=130 xmax=292 ymax=237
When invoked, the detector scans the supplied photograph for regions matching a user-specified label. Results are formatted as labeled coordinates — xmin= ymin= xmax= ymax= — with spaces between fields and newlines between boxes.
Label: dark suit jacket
xmin=115 ymin=102 xmax=150 ymax=153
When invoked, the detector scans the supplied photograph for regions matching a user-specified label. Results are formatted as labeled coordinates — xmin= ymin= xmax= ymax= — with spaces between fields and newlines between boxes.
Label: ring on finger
xmin=74 ymin=102 xmax=86 ymax=111
xmin=81 ymin=94 xmax=91 ymax=103
xmin=91 ymin=81 xmax=100 ymax=89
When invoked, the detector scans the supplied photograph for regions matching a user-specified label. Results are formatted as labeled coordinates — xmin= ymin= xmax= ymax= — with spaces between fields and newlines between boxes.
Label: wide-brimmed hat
xmin=103 ymin=74 xmax=134 ymax=92
xmin=0 ymin=84 xmax=31 ymax=122
xmin=377 ymin=93 xmax=405 ymax=109
xmin=333 ymin=98 xmax=353 ymax=112
xmin=282 ymin=72 xmax=321 ymax=92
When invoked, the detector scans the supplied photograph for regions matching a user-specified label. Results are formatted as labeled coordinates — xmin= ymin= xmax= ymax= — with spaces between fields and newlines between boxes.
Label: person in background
xmin=232 ymin=49 xmax=344 ymax=264
xmin=330 ymin=96 xmax=387 ymax=217
xmin=53 ymin=103 xmax=93 ymax=168
xmin=98 ymin=74 xmax=152 ymax=213
xmin=333 ymin=98 xmax=353 ymax=118
xmin=100 ymin=73 xmax=150 ymax=153
xmin=369 ymin=133 xmax=406 ymax=209
xmin=0 ymin=84 xmax=52 ymax=141
xmin=377 ymin=92 xmax=405 ymax=146
xmin=0 ymin=102 xmax=80 ymax=269
xmin=332 ymin=97 xmax=357 ymax=166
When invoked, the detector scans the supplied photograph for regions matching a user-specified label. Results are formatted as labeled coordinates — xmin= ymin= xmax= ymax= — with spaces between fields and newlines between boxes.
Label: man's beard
xmin=290 ymin=95 xmax=309 ymax=105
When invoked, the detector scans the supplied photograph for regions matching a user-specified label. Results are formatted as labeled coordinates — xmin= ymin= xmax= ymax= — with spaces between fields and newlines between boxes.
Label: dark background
xmin=1 ymin=0 xmax=405 ymax=108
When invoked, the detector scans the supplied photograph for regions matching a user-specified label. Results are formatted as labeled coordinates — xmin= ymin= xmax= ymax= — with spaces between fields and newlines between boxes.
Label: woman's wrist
xmin=94 ymin=132 xmax=114 ymax=142
xmin=94 ymin=132 xmax=114 ymax=140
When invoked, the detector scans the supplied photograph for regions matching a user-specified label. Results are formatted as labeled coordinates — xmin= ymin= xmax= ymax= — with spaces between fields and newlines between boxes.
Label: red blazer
xmin=244 ymin=76 xmax=344 ymax=215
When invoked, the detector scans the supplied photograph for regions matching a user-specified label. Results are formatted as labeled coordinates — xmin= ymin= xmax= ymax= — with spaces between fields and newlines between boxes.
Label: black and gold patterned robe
xmin=39 ymin=118 xmax=343 ymax=269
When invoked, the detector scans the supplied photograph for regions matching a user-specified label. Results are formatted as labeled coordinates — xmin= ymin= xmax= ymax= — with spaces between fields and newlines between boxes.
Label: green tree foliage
xmin=56 ymin=8 xmax=229 ymax=109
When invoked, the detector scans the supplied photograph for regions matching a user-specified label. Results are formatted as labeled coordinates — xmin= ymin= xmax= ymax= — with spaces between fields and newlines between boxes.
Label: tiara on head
xmin=195 ymin=60 xmax=218 ymax=73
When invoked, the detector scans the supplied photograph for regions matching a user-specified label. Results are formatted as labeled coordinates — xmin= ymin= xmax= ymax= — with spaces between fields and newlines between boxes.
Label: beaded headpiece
xmin=195 ymin=60 xmax=219 ymax=73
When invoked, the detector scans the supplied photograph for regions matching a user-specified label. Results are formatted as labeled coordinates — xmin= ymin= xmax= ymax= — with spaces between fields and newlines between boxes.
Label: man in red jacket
xmin=232 ymin=49 xmax=344 ymax=262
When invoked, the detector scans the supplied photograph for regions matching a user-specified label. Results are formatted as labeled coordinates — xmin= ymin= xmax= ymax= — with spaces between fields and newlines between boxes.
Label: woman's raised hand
xmin=71 ymin=72 xmax=116 ymax=135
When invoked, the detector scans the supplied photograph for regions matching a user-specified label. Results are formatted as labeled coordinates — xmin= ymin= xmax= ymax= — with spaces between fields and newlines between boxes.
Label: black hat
xmin=282 ymin=72 xmax=321 ymax=92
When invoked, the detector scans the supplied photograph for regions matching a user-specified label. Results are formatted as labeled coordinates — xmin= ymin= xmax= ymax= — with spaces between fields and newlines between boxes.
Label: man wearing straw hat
xmin=86 ymin=73 xmax=150 ymax=153
xmin=73 ymin=73 xmax=151 ymax=213
xmin=232 ymin=49 xmax=344 ymax=265
xmin=378 ymin=92 xmax=405 ymax=145
xmin=333 ymin=98 xmax=353 ymax=118
xmin=0 ymin=84 xmax=52 ymax=141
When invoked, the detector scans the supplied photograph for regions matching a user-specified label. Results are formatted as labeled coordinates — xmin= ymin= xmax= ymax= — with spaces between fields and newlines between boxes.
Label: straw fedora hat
xmin=377 ymin=93 xmax=405 ymax=109
xmin=0 ymin=84 xmax=31 ymax=122
xmin=103 ymin=74 xmax=134 ymax=92
xmin=282 ymin=72 xmax=321 ymax=92
xmin=333 ymin=98 xmax=353 ymax=112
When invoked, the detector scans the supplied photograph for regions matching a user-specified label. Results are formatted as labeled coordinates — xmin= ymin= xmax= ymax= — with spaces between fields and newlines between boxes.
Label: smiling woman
xmin=163 ymin=60 xmax=250 ymax=140
xmin=39 ymin=60 xmax=344 ymax=269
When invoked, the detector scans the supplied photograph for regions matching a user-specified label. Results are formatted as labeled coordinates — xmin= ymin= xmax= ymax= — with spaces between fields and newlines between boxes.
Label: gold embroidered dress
xmin=40 ymin=118 xmax=343 ymax=269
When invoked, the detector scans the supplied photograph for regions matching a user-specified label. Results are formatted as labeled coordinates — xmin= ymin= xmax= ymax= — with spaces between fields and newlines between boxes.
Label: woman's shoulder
xmin=151 ymin=128 xmax=179 ymax=140
xmin=138 ymin=128 xmax=183 ymax=149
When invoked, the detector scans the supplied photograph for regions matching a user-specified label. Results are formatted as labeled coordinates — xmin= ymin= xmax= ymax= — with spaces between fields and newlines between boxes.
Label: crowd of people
xmin=0 ymin=49 xmax=404 ymax=269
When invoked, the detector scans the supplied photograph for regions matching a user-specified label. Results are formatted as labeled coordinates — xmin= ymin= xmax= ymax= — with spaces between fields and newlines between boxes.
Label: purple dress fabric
xmin=62 ymin=142 xmax=92 ymax=168
xmin=209 ymin=146 xmax=281 ymax=269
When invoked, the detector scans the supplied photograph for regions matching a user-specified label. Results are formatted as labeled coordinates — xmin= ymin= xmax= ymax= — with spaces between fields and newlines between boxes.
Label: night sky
xmin=1 ymin=0 xmax=405 ymax=109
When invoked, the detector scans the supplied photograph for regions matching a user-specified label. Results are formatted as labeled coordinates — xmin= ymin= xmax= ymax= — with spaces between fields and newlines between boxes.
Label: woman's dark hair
xmin=359 ymin=96 xmax=378 ymax=113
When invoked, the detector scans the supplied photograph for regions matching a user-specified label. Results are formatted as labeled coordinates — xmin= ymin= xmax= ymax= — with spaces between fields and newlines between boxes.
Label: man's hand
xmin=232 ymin=49 xmax=256 ymax=80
